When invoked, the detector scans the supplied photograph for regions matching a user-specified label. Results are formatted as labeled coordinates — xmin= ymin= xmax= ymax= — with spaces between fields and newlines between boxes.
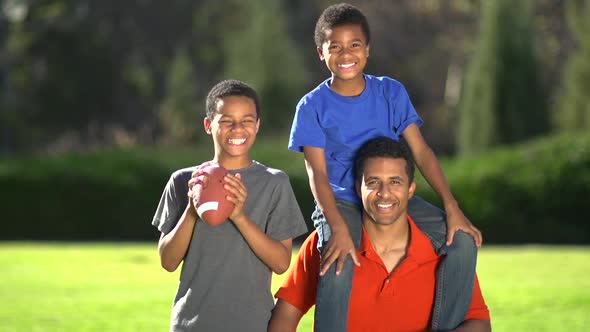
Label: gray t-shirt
xmin=152 ymin=161 xmax=308 ymax=332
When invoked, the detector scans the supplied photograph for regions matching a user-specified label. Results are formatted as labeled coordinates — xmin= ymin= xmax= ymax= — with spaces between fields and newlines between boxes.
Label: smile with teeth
xmin=377 ymin=202 xmax=396 ymax=210
xmin=338 ymin=62 xmax=356 ymax=68
xmin=228 ymin=138 xmax=246 ymax=145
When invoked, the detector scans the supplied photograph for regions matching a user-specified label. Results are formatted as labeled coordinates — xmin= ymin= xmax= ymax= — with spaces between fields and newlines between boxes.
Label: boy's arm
xmin=402 ymin=124 xmax=483 ymax=246
xmin=157 ymin=202 xmax=198 ymax=272
xmin=157 ymin=165 xmax=211 ymax=272
xmin=303 ymin=146 xmax=360 ymax=275
xmin=267 ymin=299 xmax=304 ymax=332
xmin=224 ymin=173 xmax=293 ymax=274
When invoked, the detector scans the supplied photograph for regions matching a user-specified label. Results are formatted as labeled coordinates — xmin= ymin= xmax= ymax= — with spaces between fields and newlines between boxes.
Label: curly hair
xmin=314 ymin=3 xmax=370 ymax=48
xmin=205 ymin=80 xmax=260 ymax=120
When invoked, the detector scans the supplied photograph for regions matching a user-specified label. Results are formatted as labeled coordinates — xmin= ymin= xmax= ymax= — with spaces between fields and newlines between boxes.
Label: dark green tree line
xmin=457 ymin=0 xmax=548 ymax=155
xmin=555 ymin=0 xmax=590 ymax=132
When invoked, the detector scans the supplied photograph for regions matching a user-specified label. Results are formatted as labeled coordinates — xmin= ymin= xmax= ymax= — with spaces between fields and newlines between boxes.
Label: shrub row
xmin=1 ymin=133 xmax=588 ymax=243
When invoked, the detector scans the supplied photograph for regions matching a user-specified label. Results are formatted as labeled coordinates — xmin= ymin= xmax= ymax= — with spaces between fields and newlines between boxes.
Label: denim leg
xmin=431 ymin=231 xmax=477 ymax=331
xmin=313 ymin=201 xmax=362 ymax=332
xmin=408 ymin=196 xmax=477 ymax=331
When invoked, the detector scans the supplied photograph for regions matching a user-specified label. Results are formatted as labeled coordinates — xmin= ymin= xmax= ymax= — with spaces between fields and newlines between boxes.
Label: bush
xmin=416 ymin=132 xmax=590 ymax=244
xmin=1 ymin=133 xmax=589 ymax=243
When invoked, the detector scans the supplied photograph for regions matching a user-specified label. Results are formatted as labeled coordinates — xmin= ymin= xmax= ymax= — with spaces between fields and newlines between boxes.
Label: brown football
xmin=194 ymin=164 xmax=235 ymax=226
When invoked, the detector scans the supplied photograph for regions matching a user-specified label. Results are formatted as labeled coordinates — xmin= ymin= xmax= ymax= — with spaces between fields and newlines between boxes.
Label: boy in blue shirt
xmin=288 ymin=3 xmax=483 ymax=331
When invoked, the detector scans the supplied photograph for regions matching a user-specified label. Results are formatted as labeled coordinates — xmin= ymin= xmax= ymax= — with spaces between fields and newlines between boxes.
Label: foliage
xmin=0 ymin=137 xmax=314 ymax=240
xmin=159 ymin=48 xmax=201 ymax=143
xmin=416 ymin=132 xmax=590 ymax=244
xmin=221 ymin=0 xmax=308 ymax=131
xmin=1 ymin=243 xmax=589 ymax=331
xmin=457 ymin=0 xmax=548 ymax=155
xmin=0 ymin=1 xmax=578 ymax=154
xmin=1 ymin=133 xmax=589 ymax=243
xmin=554 ymin=0 xmax=590 ymax=132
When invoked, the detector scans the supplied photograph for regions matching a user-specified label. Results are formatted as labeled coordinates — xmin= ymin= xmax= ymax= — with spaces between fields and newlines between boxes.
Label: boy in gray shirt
xmin=152 ymin=80 xmax=308 ymax=332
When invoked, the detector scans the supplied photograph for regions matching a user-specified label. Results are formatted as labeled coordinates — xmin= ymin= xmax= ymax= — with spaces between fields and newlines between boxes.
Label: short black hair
xmin=205 ymin=79 xmax=260 ymax=120
xmin=355 ymin=137 xmax=415 ymax=183
xmin=314 ymin=3 xmax=371 ymax=48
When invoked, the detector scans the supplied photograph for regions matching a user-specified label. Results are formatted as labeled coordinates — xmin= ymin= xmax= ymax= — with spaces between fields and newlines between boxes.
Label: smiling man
xmin=268 ymin=137 xmax=491 ymax=332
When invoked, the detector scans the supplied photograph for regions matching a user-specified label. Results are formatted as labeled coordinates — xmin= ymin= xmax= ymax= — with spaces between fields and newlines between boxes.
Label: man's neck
xmin=364 ymin=215 xmax=410 ymax=273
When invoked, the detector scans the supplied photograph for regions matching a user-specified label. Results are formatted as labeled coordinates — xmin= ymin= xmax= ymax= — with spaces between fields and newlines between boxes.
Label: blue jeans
xmin=312 ymin=196 xmax=477 ymax=331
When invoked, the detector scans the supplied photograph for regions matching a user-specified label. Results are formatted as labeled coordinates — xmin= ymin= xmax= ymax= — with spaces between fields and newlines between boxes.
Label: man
xmin=268 ymin=137 xmax=491 ymax=332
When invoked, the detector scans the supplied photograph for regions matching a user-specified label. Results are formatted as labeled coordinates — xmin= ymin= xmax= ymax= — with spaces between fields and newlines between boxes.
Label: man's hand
xmin=446 ymin=207 xmax=483 ymax=247
xmin=319 ymin=225 xmax=360 ymax=276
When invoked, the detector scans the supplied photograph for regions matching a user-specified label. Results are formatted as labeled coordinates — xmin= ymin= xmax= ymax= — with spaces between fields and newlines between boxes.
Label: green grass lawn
xmin=0 ymin=243 xmax=588 ymax=332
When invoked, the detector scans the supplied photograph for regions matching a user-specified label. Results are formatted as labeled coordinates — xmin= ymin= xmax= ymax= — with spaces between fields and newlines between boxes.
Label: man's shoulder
xmin=406 ymin=216 xmax=440 ymax=262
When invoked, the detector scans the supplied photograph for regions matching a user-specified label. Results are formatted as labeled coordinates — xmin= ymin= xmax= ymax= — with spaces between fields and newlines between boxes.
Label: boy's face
xmin=204 ymin=95 xmax=259 ymax=164
xmin=356 ymin=157 xmax=415 ymax=227
xmin=317 ymin=23 xmax=369 ymax=84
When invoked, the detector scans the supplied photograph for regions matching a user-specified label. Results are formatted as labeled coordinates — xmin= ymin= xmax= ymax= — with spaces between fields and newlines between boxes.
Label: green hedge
xmin=416 ymin=132 xmax=590 ymax=244
xmin=1 ymin=133 xmax=589 ymax=243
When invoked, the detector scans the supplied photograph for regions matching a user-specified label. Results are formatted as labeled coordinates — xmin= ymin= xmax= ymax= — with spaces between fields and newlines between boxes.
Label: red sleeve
xmin=274 ymin=231 xmax=321 ymax=313
xmin=465 ymin=274 xmax=491 ymax=321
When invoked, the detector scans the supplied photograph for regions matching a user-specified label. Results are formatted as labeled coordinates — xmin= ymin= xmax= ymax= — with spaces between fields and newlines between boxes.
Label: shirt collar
xmin=359 ymin=215 xmax=438 ymax=265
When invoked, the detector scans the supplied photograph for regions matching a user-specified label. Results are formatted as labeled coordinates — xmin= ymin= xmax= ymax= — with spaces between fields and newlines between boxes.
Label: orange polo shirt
xmin=275 ymin=216 xmax=490 ymax=331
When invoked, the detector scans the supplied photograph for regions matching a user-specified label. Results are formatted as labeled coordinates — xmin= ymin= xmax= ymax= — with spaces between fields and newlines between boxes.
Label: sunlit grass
xmin=0 ymin=243 xmax=588 ymax=331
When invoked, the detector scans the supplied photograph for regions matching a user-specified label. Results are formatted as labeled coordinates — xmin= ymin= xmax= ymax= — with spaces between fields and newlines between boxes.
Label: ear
xmin=355 ymin=177 xmax=363 ymax=197
xmin=255 ymin=118 xmax=260 ymax=133
xmin=408 ymin=181 xmax=416 ymax=199
xmin=317 ymin=47 xmax=325 ymax=61
xmin=366 ymin=44 xmax=370 ymax=58
xmin=203 ymin=117 xmax=212 ymax=135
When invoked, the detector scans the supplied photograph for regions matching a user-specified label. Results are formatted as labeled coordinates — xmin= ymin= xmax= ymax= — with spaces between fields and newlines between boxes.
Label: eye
xmin=352 ymin=42 xmax=362 ymax=48
xmin=366 ymin=180 xmax=379 ymax=187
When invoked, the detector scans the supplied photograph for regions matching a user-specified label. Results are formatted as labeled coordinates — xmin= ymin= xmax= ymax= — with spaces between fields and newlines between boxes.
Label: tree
xmin=457 ymin=0 xmax=548 ymax=154
xmin=221 ymin=0 xmax=308 ymax=132
xmin=554 ymin=0 xmax=590 ymax=132
xmin=159 ymin=48 xmax=201 ymax=143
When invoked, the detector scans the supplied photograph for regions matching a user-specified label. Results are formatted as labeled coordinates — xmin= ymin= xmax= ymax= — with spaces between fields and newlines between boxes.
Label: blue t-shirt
xmin=288 ymin=74 xmax=423 ymax=204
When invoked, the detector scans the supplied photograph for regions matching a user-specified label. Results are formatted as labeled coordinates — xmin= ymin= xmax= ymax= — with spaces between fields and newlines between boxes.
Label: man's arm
xmin=402 ymin=123 xmax=482 ymax=247
xmin=224 ymin=173 xmax=292 ymax=274
xmin=303 ymin=146 xmax=360 ymax=275
xmin=451 ymin=319 xmax=491 ymax=332
xmin=267 ymin=299 xmax=305 ymax=332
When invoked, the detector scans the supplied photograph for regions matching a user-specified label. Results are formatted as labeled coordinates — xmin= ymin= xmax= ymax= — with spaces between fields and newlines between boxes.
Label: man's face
xmin=204 ymin=95 xmax=259 ymax=162
xmin=357 ymin=157 xmax=415 ymax=226
xmin=317 ymin=23 xmax=369 ymax=83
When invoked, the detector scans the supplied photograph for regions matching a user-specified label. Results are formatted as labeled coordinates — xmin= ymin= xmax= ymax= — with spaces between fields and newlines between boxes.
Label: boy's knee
xmin=446 ymin=230 xmax=477 ymax=260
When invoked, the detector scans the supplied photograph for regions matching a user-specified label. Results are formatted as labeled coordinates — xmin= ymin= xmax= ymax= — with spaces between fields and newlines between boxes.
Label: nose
xmin=377 ymin=183 xmax=392 ymax=198
xmin=230 ymin=122 xmax=244 ymax=131
xmin=341 ymin=47 xmax=354 ymax=57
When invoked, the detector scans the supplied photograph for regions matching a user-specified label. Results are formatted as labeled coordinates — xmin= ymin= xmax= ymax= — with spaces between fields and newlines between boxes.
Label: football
xmin=193 ymin=164 xmax=235 ymax=226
